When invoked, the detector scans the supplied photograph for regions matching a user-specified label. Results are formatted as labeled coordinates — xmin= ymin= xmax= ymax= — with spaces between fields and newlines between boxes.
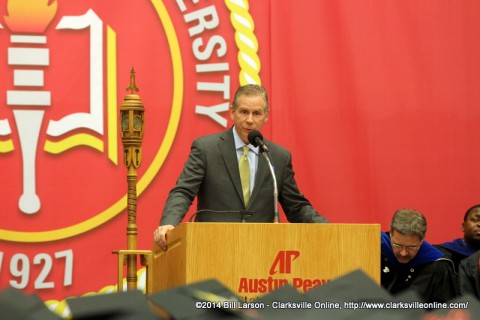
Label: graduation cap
xmin=345 ymin=289 xmax=427 ymax=320
xmin=0 ymin=286 xmax=61 ymax=320
xmin=252 ymin=283 xmax=313 ymax=320
xmin=426 ymin=293 xmax=480 ymax=319
xmin=305 ymin=269 xmax=392 ymax=302
xmin=148 ymin=278 xmax=250 ymax=320
xmin=302 ymin=269 xmax=394 ymax=319
xmin=66 ymin=289 xmax=159 ymax=319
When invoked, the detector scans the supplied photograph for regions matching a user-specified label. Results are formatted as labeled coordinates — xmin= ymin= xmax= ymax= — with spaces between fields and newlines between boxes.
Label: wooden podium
xmin=152 ymin=223 xmax=380 ymax=300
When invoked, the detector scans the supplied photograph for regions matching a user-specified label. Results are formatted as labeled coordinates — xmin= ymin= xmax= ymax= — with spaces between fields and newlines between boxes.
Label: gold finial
xmin=126 ymin=67 xmax=139 ymax=94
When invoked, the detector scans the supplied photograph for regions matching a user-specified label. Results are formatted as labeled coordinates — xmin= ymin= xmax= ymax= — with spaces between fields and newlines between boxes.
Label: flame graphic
xmin=4 ymin=0 xmax=57 ymax=33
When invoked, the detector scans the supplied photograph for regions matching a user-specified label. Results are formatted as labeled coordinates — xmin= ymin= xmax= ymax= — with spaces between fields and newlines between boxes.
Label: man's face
xmin=463 ymin=209 xmax=480 ymax=243
xmin=390 ymin=231 xmax=423 ymax=264
xmin=230 ymin=94 xmax=268 ymax=144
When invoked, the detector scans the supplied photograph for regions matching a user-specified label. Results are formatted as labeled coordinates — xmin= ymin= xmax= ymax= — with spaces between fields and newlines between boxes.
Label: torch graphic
xmin=4 ymin=0 xmax=57 ymax=214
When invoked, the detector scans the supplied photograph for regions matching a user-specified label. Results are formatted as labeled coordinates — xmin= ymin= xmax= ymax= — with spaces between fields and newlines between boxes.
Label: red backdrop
xmin=0 ymin=0 xmax=479 ymax=303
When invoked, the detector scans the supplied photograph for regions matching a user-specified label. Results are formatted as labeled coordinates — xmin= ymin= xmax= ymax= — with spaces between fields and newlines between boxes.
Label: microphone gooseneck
xmin=247 ymin=130 xmax=279 ymax=223
xmin=189 ymin=209 xmax=253 ymax=223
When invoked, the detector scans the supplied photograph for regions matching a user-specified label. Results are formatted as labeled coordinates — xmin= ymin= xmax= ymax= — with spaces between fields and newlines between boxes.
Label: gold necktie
xmin=239 ymin=145 xmax=250 ymax=206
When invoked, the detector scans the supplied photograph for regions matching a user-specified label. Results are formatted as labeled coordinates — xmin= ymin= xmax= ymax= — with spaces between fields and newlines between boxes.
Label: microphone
xmin=189 ymin=209 xmax=253 ymax=223
xmin=248 ymin=130 xmax=268 ymax=153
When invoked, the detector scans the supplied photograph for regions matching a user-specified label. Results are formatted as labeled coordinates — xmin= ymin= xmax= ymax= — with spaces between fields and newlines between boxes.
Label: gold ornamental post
xmin=119 ymin=67 xmax=145 ymax=291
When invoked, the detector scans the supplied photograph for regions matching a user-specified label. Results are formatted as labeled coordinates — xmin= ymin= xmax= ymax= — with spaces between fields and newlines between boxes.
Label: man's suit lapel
xmin=218 ymin=129 xmax=244 ymax=205
xmin=249 ymin=149 xmax=269 ymax=206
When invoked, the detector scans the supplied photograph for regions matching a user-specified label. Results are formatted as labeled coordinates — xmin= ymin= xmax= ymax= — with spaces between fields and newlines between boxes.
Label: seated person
xmin=436 ymin=204 xmax=480 ymax=272
xmin=381 ymin=209 xmax=458 ymax=303
xmin=459 ymin=249 xmax=480 ymax=299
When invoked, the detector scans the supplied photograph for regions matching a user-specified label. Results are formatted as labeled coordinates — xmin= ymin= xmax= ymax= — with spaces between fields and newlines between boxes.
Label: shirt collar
xmin=232 ymin=127 xmax=259 ymax=155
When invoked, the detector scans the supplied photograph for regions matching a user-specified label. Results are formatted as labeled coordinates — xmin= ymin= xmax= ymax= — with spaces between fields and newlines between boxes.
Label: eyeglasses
xmin=391 ymin=241 xmax=421 ymax=252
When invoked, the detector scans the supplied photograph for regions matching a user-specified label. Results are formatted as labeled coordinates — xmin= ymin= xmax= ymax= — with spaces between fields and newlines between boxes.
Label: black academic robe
xmin=436 ymin=238 xmax=477 ymax=273
xmin=381 ymin=232 xmax=459 ymax=303
xmin=459 ymin=250 xmax=480 ymax=299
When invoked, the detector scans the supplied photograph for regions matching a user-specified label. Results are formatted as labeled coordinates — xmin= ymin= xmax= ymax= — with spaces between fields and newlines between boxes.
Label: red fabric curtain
xmin=265 ymin=0 xmax=480 ymax=242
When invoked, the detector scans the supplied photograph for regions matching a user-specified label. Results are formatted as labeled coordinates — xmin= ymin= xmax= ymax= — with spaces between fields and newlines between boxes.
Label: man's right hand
xmin=153 ymin=225 xmax=175 ymax=251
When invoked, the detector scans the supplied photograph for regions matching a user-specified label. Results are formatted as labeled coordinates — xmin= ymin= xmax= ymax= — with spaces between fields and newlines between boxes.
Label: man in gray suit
xmin=154 ymin=84 xmax=328 ymax=250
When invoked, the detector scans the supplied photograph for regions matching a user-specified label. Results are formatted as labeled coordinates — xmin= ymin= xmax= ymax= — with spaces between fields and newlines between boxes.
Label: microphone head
xmin=248 ymin=130 xmax=263 ymax=147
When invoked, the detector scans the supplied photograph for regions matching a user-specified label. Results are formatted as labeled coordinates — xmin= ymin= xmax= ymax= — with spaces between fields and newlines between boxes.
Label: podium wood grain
xmin=152 ymin=223 xmax=380 ymax=299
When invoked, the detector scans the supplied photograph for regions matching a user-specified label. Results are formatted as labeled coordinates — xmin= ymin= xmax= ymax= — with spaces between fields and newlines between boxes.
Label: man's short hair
xmin=390 ymin=209 xmax=427 ymax=240
xmin=232 ymin=84 xmax=269 ymax=114
xmin=463 ymin=204 xmax=480 ymax=222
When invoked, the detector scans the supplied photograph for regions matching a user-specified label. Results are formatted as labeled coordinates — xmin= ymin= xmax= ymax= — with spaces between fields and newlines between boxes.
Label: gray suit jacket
xmin=160 ymin=128 xmax=327 ymax=225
